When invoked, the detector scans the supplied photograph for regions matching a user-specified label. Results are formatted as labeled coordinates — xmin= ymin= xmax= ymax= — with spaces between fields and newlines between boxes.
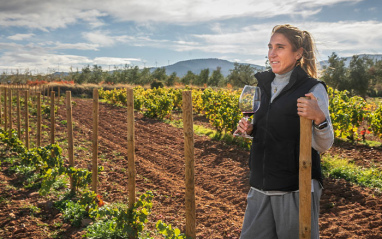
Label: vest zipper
xmin=262 ymin=100 xmax=272 ymax=190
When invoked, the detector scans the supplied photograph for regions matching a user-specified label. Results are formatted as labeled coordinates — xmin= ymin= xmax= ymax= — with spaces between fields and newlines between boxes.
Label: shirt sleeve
xmin=309 ymin=83 xmax=334 ymax=153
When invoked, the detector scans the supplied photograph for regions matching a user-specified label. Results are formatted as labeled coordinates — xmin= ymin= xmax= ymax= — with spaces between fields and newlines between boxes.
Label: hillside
xmin=152 ymin=58 xmax=265 ymax=77
xmin=50 ymin=54 xmax=382 ymax=78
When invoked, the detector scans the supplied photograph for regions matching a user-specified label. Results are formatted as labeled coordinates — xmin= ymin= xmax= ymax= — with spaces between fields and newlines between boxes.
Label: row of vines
xmin=0 ymin=88 xmax=191 ymax=238
xmin=99 ymin=86 xmax=382 ymax=142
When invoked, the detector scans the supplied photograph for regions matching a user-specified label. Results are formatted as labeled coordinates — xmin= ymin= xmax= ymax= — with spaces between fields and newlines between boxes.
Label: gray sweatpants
xmin=240 ymin=180 xmax=322 ymax=239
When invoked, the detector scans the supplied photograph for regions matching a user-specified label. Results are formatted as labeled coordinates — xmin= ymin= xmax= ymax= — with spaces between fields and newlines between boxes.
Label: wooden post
xmin=17 ymin=91 xmax=21 ymax=139
xmin=92 ymin=89 xmax=99 ymax=193
xmin=0 ymin=88 xmax=2 ymax=126
xmin=299 ymin=115 xmax=312 ymax=239
xmin=37 ymin=92 xmax=41 ymax=147
xmin=126 ymin=88 xmax=136 ymax=209
xmin=4 ymin=88 xmax=7 ymax=132
xmin=50 ymin=91 xmax=55 ymax=145
xmin=25 ymin=91 xmax=29 ymax=150
xmin=66 ymin=91 xmax=75 ymax=192
xmin=8 ymin=89 xmax=12 ymax=135
xmin=58 ymin=87 xmax=60 ymax=104
xmin=182 ymin=91 xmax=196 ymax=239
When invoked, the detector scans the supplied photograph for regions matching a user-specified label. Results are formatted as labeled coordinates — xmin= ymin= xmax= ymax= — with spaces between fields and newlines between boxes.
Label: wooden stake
xmin=66 ymin=91 xmax=75 ymax=192
xmin=126 ymin=88 xmax=136 ymax=209
xmin=17 ymin=91 xmax=21 ymax=139
xmin=299 ymin=114 xmax=312 ymax=239
xmin=0 ymin=88 xmax=2 ymax=126
xmin=182 ymin=91 xmax=196 ymax=239
xmin=58 ymin=87 xmax=60 ymax=104
xmin=50 ymin=91 xmax=55 ymax=145
xmin=25 ymin=91 xmax=29 ymax=150
xmin=92 ymin=89 xmax=99 ymax=193
xmin=4 ymin=88 xmax=7 ymax=132
xmin=37 ymin=92 xmax=41 ymax=147
xmin=8 ymin=89 xmax=12 ymax=135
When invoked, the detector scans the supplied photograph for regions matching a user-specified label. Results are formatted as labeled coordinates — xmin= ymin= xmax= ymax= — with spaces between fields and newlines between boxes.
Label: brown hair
xmin=272 ymin=24 xmax=318 ymax=78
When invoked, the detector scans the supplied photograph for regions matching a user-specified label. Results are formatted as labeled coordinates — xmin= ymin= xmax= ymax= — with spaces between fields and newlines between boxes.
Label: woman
xmin=236 ymin=24 xmax=334 ymax=239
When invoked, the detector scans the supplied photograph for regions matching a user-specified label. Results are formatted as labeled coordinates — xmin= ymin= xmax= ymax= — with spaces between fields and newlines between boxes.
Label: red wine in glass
xmin=234 ymin=86 xmax=261 ymax=139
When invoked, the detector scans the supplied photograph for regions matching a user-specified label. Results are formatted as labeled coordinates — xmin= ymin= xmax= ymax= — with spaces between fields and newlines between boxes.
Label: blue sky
xmin=0 ymin=0 xmax=381 ymax=75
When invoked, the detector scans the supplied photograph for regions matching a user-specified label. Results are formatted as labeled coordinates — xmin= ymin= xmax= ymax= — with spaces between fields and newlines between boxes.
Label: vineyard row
xmin=99 ymin=86 xmax=382 ymax=142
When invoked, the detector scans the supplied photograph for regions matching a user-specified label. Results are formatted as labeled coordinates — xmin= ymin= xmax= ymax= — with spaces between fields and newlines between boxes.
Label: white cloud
xmin=0 ymin=0 xmax=364 ymax=30
xmin=82 ymin=31 xmax=133 ymax=47
xmin=53 ymin=42 xmax=100 ymax=51
xmin=93 ymin=57 xmax=142 ymax=66
xmin=306 ymin=21 xmax=382 ymax=57
xmin=7 ymin=33 xmax=35 ymax=41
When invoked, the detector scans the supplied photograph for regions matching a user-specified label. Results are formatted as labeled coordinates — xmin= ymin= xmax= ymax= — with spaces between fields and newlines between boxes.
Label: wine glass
xmin=233 ymin=85 xmax=261 ymax=139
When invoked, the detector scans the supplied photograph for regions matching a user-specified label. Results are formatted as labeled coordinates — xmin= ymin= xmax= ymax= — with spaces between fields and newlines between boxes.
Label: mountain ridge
xmin=52 ymin=54 xmax=382 ymax=77
xmin=154 ymin=58 xmax=265 ymax=77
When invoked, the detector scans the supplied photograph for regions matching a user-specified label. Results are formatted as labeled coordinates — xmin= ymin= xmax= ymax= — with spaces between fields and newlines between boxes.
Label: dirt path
xmin=1 ymin=98 xmax=382 ymax=238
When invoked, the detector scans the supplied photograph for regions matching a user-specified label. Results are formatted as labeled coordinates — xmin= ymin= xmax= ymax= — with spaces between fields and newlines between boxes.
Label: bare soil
xmin=0 ymin=98 xmax=382 ymax=238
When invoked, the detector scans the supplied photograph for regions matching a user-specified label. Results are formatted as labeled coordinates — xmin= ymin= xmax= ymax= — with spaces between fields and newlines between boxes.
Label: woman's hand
xmin=234 ymin=117 xmax=254 ymax=136
xmin=297 ymin=93 xmax=326 ymax=125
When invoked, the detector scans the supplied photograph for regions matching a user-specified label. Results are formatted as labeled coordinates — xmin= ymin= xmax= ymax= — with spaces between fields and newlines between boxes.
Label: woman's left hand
xmin=297 ymin=93 xmax=326 ymax=125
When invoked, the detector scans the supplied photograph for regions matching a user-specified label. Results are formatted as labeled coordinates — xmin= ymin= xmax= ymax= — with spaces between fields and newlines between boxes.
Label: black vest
xmin=249 ymin=66 xmax=324 ymax=191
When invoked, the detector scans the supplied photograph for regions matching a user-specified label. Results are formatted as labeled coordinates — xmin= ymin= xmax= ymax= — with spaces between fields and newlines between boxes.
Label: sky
xmin=0 ymin=0 xmax=381 ymax=75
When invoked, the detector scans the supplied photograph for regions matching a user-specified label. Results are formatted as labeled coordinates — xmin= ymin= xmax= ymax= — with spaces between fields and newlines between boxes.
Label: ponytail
xmin=272 ymin=25 xmax=318 ymax=78
xmin=300 ymin=31 xmax=317 ymax=78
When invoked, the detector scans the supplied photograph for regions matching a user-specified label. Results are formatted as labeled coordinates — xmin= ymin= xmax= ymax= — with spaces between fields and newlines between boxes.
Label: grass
xmin=322 ymin=154 xmax=382 ymax=191
xmin=163 ymin=118 xmax=252 ymax=150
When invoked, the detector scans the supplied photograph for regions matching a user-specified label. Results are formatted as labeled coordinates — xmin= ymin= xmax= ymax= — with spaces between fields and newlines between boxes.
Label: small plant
xmin=156 ymin=220 xmax=190 ymax=239
xmin=62 ymin=200 xmax=89 ymax=227
xmin=86 ymin=191 xmax=154 ymax=238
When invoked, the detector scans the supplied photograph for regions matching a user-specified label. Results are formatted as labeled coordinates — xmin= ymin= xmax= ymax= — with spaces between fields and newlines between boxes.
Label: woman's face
xmin=268 ymin=33 xmax=302 ymax=75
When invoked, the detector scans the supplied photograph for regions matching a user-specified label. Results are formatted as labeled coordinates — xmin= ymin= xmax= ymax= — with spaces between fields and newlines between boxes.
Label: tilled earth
xmin=0 ymin=98 xmax=382 ymax=238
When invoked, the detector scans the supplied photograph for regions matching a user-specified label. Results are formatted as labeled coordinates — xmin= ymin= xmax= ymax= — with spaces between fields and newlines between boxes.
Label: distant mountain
xmin=51 ymin=54 xmax=381 ymax=78
xmin=319 ymin=54 xmax=382 ymax=69
xmin=152 ymin=58 xmax=265 ymax=77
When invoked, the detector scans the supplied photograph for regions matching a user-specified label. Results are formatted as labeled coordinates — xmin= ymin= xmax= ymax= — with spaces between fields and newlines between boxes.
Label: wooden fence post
xmin=50 ymin=91 xmax=55 ymax=145
xmin=66 ymin=91 xmax=75 ymax=192
xmin=126 ymin=88 xmax=136 ymax=209
xmin=17 ymin=91 xmax=21 ymax=139
xmin=58 ymin=87 xmax=60 ymax=104
xmin=37 ymin=92 xmax=41 ymax=147
xmin=8 ymin=89 xmax=12 ymax=135
xmin=4 ymin=88 xmax=7 ymax=132
xmin=0 ymin=88 xmax=2 ymax=126
xmin=182 ymin=91 xmax=196 ymax=239
xmin=299 ymin=115 xmax=312 ymax=239
xmin=25 ymin=90 xmax=29 ymax=150
xmin=92 ymin=89 xmax=99 ymax=193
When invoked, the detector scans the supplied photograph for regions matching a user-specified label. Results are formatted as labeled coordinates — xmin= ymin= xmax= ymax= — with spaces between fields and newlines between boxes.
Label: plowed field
xmin=1 ymin=98 xmax=381 ymax=238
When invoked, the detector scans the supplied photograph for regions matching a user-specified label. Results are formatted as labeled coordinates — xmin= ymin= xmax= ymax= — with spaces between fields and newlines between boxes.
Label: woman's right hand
xmin=234 ymin=117 xmax=253 ymax=136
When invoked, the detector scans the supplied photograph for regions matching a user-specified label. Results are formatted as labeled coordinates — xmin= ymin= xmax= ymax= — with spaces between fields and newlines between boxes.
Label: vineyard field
xmin=0 ymin=97 xmax=382 ymax=238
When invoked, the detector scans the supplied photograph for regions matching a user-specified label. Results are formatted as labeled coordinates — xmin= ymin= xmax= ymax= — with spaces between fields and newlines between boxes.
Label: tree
xmin=321 ymin=52 xmax=349 ymax=91
xmin=139 ymin=67 xmax=152 ymax=85
xmin=208 ymin=67 xmax=224 ymax=86
xmin=89 ymin=65 xmax=103 ymax=84
xmin=127 ymin=66 xmax=140 ymax=84
xmin=348 ymin=55 xmax=373 ymax=99
xmin=227 ymin=63 xmax=257 ymax=87
xmin=181 ymin=71 xmax=196 ymax=85
xmin=368 ymin=59 xmax=382 ymax=96
xmin=76 ymin=65 xmax=91 ymax=84
xmin=194 ymin=68 xmax=209 ymax=86
xmin=166 ymin=72 xmax=177 ymax=86
xmin=152 ymin=67 xmax=167 ymax=83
